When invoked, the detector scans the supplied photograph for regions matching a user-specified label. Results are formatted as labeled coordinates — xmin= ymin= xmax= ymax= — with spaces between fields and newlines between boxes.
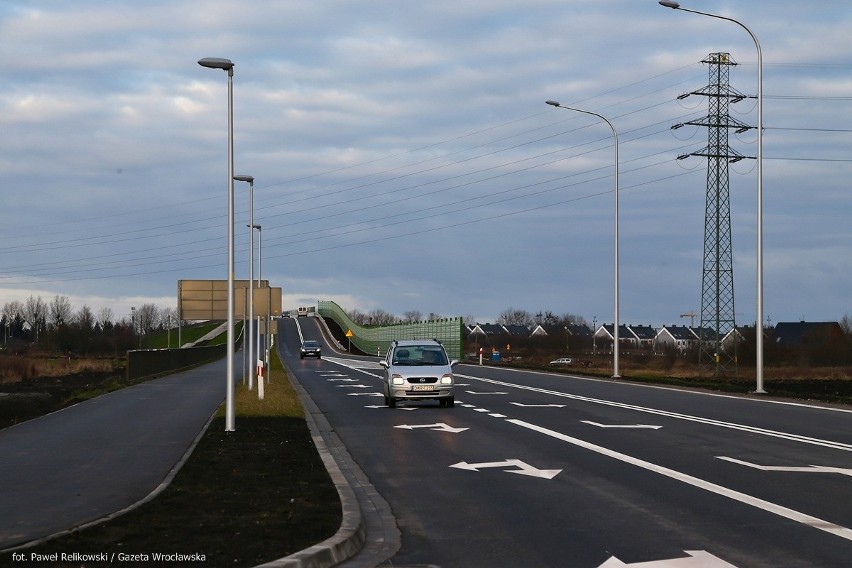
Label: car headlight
xmin=440 ymin=374 xmax=453 ymax=385
xmin=392 ymin=374 xmax=405 ymax=385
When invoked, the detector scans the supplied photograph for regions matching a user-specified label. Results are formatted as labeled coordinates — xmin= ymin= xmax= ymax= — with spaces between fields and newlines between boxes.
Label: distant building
xmin=654 ymin=325 xmax=699 ymax=353
xmin=772 ymin=321 xmax=844 ymax=346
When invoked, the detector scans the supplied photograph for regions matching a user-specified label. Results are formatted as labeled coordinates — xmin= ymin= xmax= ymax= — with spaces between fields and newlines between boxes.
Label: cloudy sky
xmin=1 ymin=1 xmax=850 ymax=327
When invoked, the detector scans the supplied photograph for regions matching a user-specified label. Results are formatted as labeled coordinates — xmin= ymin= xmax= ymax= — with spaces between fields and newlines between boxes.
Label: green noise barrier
xmin=317 ymin=300 xmax=463 ymax=360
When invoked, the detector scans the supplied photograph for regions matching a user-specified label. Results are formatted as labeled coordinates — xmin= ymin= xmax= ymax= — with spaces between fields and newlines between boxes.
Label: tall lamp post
xmin=235 ymin=175 xmax=255 ymax=391
xmin=545 ymin=100 xmax=620 ymax=378
xmin=198 ymin=57 xmax=237 ymax=431
xmin=658 ymin=1 xmax=765 ymax=393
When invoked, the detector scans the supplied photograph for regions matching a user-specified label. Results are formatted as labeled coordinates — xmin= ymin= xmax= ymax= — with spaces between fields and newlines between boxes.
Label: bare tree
xmin=560 ymin=312 xmax=588 ymax=327
xmin=368 ymin=309 xmax=398 ymax=326
xmin=97 ymin=307 xmax=114 ymax=328
xmin=402 ymin=310 xmax=423 ymax=323
xmin=160 ymin=307 xmax=177 ymax=330
xmin=347 ymin=309 xmax=367 ymax=325
xmin=48 ymin=295 xmax=74 ymax=329
xmin=497 ymin=307 xmax=534 ymax=327
xmin=136 ymin=303 xmax=160 ymax=334
xmin=75 ymin=305 xmax=95 ymax=331
xmin=2 ymin=301 xmax=23 ymax=325
xmin=840 ymin=313 xmax=852 ymax=335
xmin=23 ymin=295 xmax=47 ymax=336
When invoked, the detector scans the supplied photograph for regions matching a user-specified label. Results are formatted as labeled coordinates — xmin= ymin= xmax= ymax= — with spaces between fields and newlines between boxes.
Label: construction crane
xmin=680 ymin=311 xmax=697 ymax=327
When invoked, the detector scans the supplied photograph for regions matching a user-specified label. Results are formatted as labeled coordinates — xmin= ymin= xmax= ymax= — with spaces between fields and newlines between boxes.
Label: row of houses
xmin=466 ymin=321 xmax=846 ymax=352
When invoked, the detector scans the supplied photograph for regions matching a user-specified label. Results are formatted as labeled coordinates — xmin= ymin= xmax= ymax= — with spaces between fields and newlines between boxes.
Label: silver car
xmin=379 ymin=339 xmax=457 ymax=408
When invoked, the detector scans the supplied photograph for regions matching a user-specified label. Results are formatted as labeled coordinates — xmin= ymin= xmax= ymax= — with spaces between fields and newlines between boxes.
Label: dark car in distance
xmin=300 ymin=340 xmax=321 ymax=359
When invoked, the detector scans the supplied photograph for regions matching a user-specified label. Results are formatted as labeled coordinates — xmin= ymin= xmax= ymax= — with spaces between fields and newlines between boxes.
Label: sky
xmin=1 ymin=1 xmax=851 ymax=328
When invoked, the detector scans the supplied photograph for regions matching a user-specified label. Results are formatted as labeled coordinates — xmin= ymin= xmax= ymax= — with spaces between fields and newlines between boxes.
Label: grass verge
xmin=2 ymin=351 xmax=341 ymax=567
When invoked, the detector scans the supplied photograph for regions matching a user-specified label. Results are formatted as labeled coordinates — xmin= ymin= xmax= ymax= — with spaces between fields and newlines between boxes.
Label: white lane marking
xmin=456 ymin=374 xmax=852 ymax=452
xmin=598 ymin=550 xmax=736 ymax=567
xmin=718 ymin=457 xmax=852 ymax=478
xmin=582 ymin=420 xmax=662 ymax=430
xmin=465 ymin=391 xmax=508 ymax=395
xmin=510 ymin=402 xmax=566 ymax=408
xmin=394 ymin=423 xmax=469 ymax=433
xmin=324 ymin=356 xmax=383 ymax=370
xmin=449 ymin=459 xmax=561 ymax=480
xmin=508 ymin=418 xmax=852 ymax=542
xmin=474 ymin=364 xmax=852 ymax=415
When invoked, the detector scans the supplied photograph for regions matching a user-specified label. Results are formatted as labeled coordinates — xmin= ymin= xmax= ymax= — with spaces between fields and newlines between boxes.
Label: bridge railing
xmin=317 ymin=300 xmax=463 ymax=360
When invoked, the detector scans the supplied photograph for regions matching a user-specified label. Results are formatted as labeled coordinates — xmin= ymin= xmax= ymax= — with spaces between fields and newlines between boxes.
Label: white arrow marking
xmin=449 ymin=459 xmax=561 ymax=479
xmin=395 ymin=423 xmax=469 ymax=433
xmin=327 ymin=378 xmax=357 ymax=382
xmin=365 ymin=404 xmax=416 ymax=410
xmin=465 ymin=391 xmax=508 ymax=395
xmin=598 ymin=550 xmax=737 ymax=567
xmin=718 ymin=457 xmax=852 ymax=477
xmin=347 ymin=392 xmax=384 ymax=397
xmin=582 ymin=420 xmax=662 ymax=430
xmin=510 ymin=402 xmax=566 ymax=408
xmin=336 ymin=384 xmax=371 ymax=388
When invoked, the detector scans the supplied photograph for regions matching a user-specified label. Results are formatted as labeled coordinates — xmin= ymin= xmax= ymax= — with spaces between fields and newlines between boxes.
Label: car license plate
xmin=411 ymin=385 xmax=435 ymax=391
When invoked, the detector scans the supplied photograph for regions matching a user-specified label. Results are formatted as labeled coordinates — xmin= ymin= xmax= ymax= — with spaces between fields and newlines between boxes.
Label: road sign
xmin=345 ymin=329 xmax=354 ymax=337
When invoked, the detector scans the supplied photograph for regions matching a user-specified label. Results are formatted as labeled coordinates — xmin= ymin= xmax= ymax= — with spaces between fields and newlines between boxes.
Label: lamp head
xmin=234 ymin=175 xmax=254 ymax=183
xmin=198 ymin=57 xmax=234 ymax=71
xmin=545 ymin=100 xmax=561 ymax=107
xmin=659 ymin=1 xmax=680 ymax=9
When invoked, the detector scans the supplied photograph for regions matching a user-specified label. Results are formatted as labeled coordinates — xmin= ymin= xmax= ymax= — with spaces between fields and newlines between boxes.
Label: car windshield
xmin=393 ymin=346 xmax=448 ymax=366
xmin=303 ymin=341 xmax=318 ymax=348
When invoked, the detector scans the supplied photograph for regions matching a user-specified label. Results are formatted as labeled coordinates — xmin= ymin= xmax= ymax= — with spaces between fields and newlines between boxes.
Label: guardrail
xmin=126 ymin=328 xmax=243 ymax=381
xmin=317 ymin=300 xmax=463 ymax=360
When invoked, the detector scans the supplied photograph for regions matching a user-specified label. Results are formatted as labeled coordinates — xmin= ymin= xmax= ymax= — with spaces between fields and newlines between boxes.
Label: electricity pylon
xmin=672 ymin=53 xmax=754 ymax=376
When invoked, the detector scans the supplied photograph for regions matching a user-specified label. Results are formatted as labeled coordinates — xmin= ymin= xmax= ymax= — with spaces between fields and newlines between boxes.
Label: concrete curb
xmin=256 ymin=356 xmax=367 ymax=568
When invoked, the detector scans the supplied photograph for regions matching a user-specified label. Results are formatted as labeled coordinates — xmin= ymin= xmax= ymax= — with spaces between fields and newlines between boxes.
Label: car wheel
xmin=317 ymin=355 xmax=321 ymax=359
xmin=446 ymin=397 xmax=454 ymax=408
xmin=300 ymin=354 xmax=304 ymax=359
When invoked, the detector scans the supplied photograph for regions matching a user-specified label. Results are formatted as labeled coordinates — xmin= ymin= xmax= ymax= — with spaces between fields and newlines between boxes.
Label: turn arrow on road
xmin=449 ymin=459 xmax=562 ymax=479
xmin=394 ymin=423 xmax=469 ymax=433
xmin=598 ymin=550 xmax=736 ymax=567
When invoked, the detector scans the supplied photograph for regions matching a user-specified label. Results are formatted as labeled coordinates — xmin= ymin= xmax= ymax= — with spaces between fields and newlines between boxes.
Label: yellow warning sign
xmin=345 ymin=329 xmax=354 ymax=337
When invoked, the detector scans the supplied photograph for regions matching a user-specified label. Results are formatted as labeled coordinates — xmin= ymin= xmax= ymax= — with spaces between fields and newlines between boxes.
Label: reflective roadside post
xmin=545 ymin=100 xmax=620 ymax=378
xmin=658 ymin=1 xmax=766 ymax=393
xmin=198 ymin=57 xmax=237 ymax=431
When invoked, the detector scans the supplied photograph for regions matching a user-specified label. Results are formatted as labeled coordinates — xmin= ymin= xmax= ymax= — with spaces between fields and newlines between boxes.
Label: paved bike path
xmin=0 ymin=356 xmax=234 ymax=550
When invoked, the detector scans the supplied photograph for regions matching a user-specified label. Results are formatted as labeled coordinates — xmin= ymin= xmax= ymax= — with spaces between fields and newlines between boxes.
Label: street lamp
xmin=235 ymin=175 xmax=255 ymax=392
xmin=658 ymin=1 xmax=766 ymax=393
xmin=545 ymin=100 xmax=620 ymax=378
xmin=199 ymin=56 xmax=237 ymax=431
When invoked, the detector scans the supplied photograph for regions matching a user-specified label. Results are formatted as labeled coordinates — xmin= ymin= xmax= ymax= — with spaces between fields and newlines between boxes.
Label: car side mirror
xmin=379 ymin=360 xmax=389 ymax=369
xmin=449 ymin=360 xmax=459 ymax=367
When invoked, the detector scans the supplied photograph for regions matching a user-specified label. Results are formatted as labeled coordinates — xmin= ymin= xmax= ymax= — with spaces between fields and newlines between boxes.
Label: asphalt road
xmin=0 ymin=356 xmax=233 ymax=550
xmin=282 ymin=316 xmax=852 ymax=568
